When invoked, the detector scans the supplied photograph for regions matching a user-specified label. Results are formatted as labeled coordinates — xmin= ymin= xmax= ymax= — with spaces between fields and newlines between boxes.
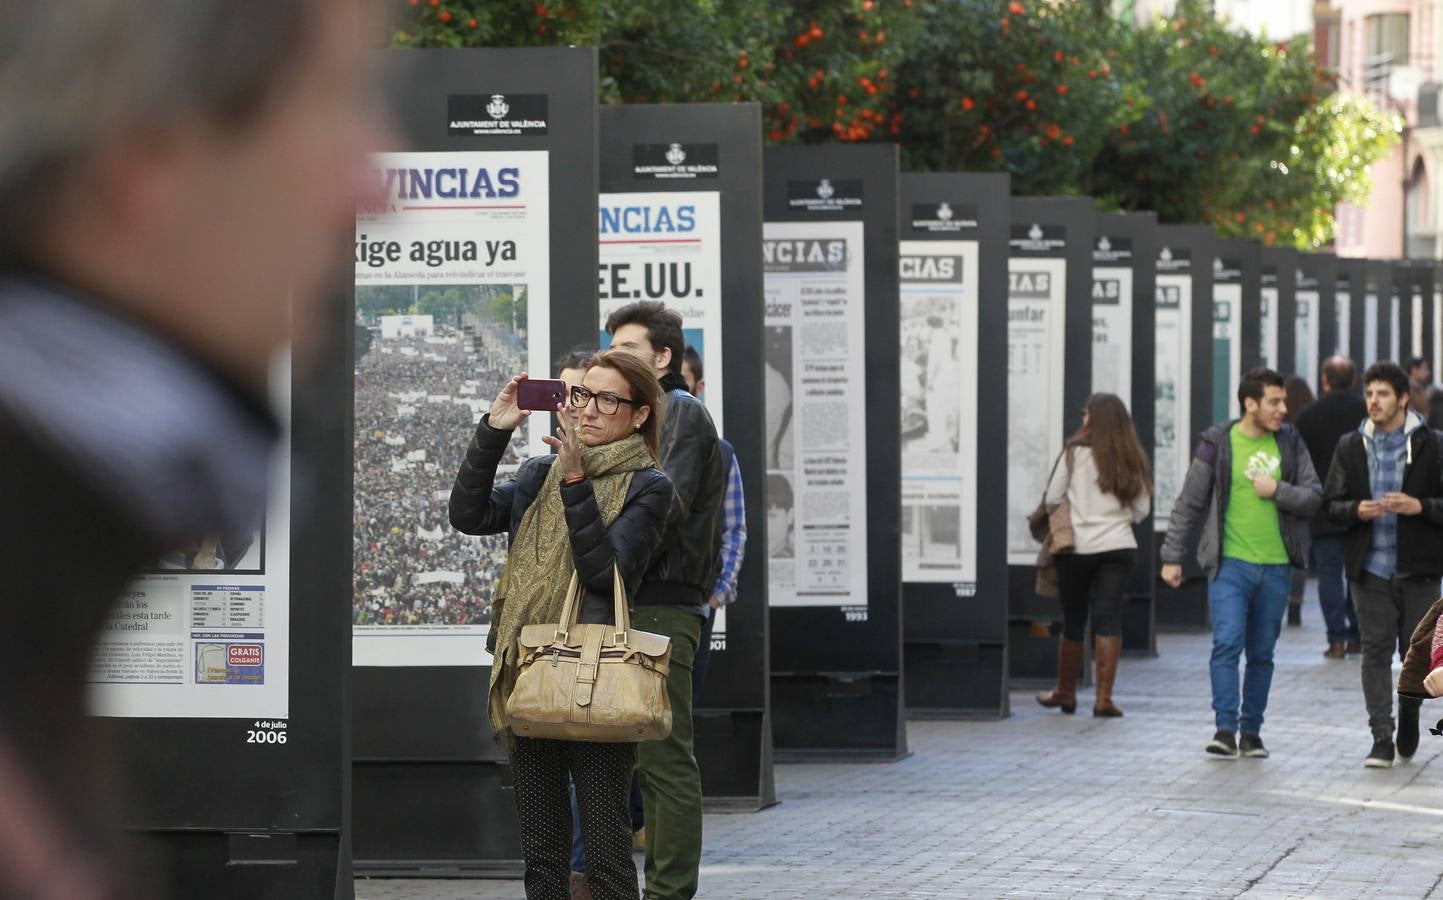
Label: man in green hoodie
xmin=1161 ymin=368 xmax=1323 ymax=759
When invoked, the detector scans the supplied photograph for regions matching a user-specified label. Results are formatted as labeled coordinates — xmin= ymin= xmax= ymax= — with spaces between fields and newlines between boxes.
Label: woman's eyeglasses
xmin=569 ymin=385 xmax=640 ymax=416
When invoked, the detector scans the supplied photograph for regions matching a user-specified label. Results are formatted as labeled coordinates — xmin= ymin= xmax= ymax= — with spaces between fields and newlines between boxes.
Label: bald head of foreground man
xmin=0 ymin=3 xmax=388 ymax=896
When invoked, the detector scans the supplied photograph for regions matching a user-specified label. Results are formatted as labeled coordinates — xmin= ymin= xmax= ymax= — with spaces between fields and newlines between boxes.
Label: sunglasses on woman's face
xmin=569 ymin=385 xmax=640 ymax=416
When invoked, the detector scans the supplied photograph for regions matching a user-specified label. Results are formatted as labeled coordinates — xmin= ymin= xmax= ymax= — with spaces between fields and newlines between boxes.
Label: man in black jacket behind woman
xmin=1294 ymin=356 xmax=1366 ymax=658
xmin=605 ymin=301 xmax=725 ymax=900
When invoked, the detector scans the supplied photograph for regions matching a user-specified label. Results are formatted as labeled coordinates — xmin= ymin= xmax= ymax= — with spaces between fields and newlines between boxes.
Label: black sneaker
xmin=1206 ymin=730 xmax=1238 ymax=757
xmin=1239 ymin=734 xmax=1269 ymax=758
xmin=1364 ymin=738 xmax=1395 ymax=768
xmin=1398 ymin=701 xmax=1421 ymax=760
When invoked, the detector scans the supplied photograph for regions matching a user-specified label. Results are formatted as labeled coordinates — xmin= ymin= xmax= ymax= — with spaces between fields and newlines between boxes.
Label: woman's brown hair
xmin=1066 ymin=392 xmax=1152 ymax=505
xmin=587 ymin=347 xmax=665 ymax=460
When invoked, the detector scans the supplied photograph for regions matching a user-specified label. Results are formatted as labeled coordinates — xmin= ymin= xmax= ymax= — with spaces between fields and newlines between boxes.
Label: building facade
xmin=1326 ymin=0 xmax=1441 ymax=259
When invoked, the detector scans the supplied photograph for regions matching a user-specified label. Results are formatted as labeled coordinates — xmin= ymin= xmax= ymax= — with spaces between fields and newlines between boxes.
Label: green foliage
xmin=417 ymin=286 xmax=466 ymax=322
xmin=389 ymin=0 xmax=1399 ymax=248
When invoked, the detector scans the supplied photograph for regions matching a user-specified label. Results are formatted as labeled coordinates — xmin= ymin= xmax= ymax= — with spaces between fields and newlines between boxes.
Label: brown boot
xmin=1036 ymin=637 xmax=1082 ymax=714
xmin=1093 ymin=635 xmax=1123 ymax=717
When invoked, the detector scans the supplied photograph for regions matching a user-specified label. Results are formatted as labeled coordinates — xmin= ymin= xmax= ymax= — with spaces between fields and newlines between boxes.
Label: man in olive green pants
xmin=631 ymin=606 xmax=703 ymax=900
xmin=606 ymin=300 xmax=726 ymax=899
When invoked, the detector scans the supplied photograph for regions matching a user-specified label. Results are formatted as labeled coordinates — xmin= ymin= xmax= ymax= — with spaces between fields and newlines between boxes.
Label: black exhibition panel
xmin=109 ymin=292 xmax=353 ymax=898
xmin=1153 ymin=225 xmax=1216 ymax=631
xmin=1091 ymin=212 xmax=1159 ymax=657
xmin=762 ymin=144 xmax=906 ymax=760
xmin=1337 ymin=257 xmax=1368 ymax=365
xmin=351 ymin=48 xmax=599 ymax=875
xmin=1262 ymin=247 xmax=1299 ymax=378
xmin=898 ymin=172 xmax=1012 ymax=718
xmin=1365 ymin=259 xmax=1394 ymax=367
xmin=1004 ymin=196 xmax=1095 ymax=682
xmin=1418 ymin=262 xmax=1439 ymax=372
xmin=1393 ymin=261 xmax=1414 ymax=363
xmin=598 ymin=102 xmax=775 ymax=809
xmin=1212 ymin=239 xmax=1261 ymax=425
xmin=1395 ymin=260 xmax=1420 ymax=362
xmin=1297 ymin=253 xmax=1338 ymax=392
xmin=1414 ymin=263 xmax=1436 ymax=370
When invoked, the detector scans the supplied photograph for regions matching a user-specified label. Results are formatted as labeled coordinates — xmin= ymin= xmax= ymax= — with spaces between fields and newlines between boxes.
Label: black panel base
xmin=695 ymin=709 xmax=777 ymax=811
xmin=1155 ymin=578 xmax=1210 ymax=631
xmin=1121 ymin=591 xmax=1157 ymax=656
xmin=352 ymin=761 xmax=522 ymax=875
xmin=903 ymin=641 xmax=1007 ymax=719
xmin=134 ymin=831 xmax=344 ymax=899
xmin=770 ymin=673 xmax=907 ymax=761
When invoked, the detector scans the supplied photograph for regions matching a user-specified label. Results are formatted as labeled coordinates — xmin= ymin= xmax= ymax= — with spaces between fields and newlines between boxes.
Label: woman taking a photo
xmin=450 ymin=349 xmax=673 ymax=900
xmin=1037 ymin=393 xmax=1152 ymax=718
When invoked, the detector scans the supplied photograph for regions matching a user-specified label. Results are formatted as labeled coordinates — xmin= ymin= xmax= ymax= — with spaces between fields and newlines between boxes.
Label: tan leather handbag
xmin=506 ymin=566 xmax=672 ymax=742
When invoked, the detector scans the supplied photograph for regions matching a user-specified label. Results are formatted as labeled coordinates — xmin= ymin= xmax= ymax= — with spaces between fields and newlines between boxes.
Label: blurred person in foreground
xmin=0 ymin=2 xmax=385 ymax=895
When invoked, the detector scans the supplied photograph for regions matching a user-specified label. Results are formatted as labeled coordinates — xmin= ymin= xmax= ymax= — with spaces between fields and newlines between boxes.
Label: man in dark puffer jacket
xmin=606 ymin=301 xmax=724 ymax=900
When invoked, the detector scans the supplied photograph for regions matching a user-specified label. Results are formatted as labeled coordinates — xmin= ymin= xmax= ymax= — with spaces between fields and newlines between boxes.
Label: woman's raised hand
xmin=487 ymin=373 xmax=531 ymax=431
xmin=541 ymin=404 xmax=584 ymax=480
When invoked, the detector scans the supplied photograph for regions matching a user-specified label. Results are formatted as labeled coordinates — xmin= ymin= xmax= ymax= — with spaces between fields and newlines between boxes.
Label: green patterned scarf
xmin=487 ymin=432 xmax=656 ymax=732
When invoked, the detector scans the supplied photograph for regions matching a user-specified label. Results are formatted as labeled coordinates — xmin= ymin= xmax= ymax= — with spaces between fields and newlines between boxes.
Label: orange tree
xmin=391 ymin=0 xmax=1397 ymax=249
xmin=391 ymin=0 xmax=922 ymax=142
xmin=892 ymin=0 xmax=1134 ymax=195
xmin=1089 ymin=0 xmax=1398 ymax=247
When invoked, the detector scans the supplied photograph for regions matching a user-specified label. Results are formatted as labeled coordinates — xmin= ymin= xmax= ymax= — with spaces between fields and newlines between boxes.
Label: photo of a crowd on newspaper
xmin=352 ymin=283 xmax=529 ymax=628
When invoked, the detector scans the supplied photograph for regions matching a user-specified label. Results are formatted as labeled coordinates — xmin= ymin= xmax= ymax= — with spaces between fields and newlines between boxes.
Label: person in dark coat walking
xmin=1322 ymin=361 xmax=1443 ymax=769
xmin=1294 ymin=356 xmax=1367 ymax=656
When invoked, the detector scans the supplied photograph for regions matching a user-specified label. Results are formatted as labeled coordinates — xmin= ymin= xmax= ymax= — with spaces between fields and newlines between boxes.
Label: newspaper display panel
xmin=1337 ymin=279 xmax=1352 ymax=357
xmin=1212 ymin=257 xmax=1243 ymax=424
xmin=1260 ymin=269 xmax=1279 ymax=371
xmin=1391 ymin=291 xmax=1402 ymax=362
xmin=1296 ymin=268 xmax=1320 ymax=392
xmin=1091 ymin=236 xmax=1135 ymax=407
xmin=351 ymin=150 xmax=551 ymax=667
xmin=1154 ymin=246 xmax=1193 ymax=530
xmin=763 ymin=221 xmax=870 ymax=608
xmin=598 ymin=191 xmax=724 ymax=427
xmin=899 ymin=238 xmax=978 ymax=586
xmin=1364 ymin=291 xmax=1379 ymax=368
xmin=88 ymin=367 xmax=292 ymax=719
xmin=1006 ymin=228 xmax=1067 ymax=565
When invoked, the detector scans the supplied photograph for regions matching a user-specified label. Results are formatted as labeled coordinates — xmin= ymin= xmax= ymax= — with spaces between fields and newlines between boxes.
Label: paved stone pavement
xmin=356 ymin=601 xmax=1443 ymax=899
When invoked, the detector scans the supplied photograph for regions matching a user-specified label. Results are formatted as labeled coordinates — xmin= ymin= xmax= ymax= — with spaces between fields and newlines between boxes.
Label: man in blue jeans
xmin=1295 ymin=356 xmax=1366 ymax=656
xmin=1161 ymin=368 xmax=1323 ymax=758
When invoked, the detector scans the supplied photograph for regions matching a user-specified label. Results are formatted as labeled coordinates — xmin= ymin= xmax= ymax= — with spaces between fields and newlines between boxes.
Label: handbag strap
xmin=555 ymin=566 xmax=633 ymax=644
xmin=554 ymin=571 xmax=584 ymax=641
xmin=1040 ymin=447 xmax=1070 ymax=505
xmin=612 ymin=564 xmax=631 ymax=643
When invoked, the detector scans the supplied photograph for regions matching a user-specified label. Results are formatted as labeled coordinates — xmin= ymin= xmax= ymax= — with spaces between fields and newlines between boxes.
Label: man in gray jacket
xmin=1161 ymin=368 xmax=1323 ymax=759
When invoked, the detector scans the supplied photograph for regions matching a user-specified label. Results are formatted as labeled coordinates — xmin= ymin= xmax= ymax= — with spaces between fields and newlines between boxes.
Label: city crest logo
xmin=1097 ymin=236 xmax=1111 ymax=252
xmin=937 ymin=202 xmax=954 ymax=221
xmin=1028 ymin=223 xmax=1043 ymax=241
xmin=1160 ymin=246 xmax=1173 ymax=261
xmin=486 ymin=94 xmax=509 ymax=119
xmin=817 ymin=179 xmax=835 ymax=199
xmin=665 ymin=143 xmax=687 ymax=166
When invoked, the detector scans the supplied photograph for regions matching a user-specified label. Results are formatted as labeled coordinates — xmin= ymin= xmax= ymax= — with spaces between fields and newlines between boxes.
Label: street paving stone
xmin=356 ymin=596 xmax=1443 ymax=899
